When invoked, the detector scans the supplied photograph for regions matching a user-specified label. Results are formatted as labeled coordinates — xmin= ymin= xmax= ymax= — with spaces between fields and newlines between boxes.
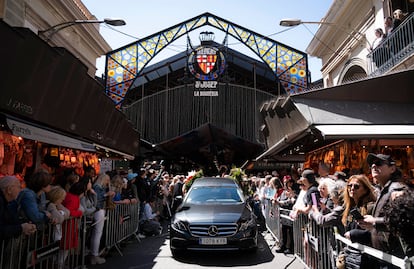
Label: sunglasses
xmin=371 ymin=160 xmax=388 ymax=167
xmin=347 ymin=183 xmax=360 ymax=190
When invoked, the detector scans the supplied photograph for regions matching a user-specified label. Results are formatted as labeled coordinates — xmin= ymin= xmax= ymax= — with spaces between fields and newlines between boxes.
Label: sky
xmin=82 ymin=0 xmax=333 ymax=82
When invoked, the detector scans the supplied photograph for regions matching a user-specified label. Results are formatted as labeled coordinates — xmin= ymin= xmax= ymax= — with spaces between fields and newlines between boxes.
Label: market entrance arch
xmin=104 ymin=12 xmax=309 ymax=108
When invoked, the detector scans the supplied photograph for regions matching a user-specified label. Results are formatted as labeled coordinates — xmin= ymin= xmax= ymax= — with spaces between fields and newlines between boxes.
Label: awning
xmin=257 ymin=70 xmax=414 ymax=161
xmin=156 ymin=123 xmax=264 ymax=166
xmin=93 ymin=143 xmax=135 ymax=160
xmin=316 ymin=125 xmax=414 ymax=139
xmin=256 ymin=124 xmax=414 ymax=161
xmin=6 ymin=117 xmax=95 ymax=152
xmin=255 ymin=128 xmax=309 ymax=161
xmin=295 ymin=69 xmax=414 ymax=104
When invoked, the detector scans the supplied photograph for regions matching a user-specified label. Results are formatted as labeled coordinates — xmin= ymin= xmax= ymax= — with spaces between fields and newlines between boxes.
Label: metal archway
xmin=105 ymin=12 xmax=309 ymax=108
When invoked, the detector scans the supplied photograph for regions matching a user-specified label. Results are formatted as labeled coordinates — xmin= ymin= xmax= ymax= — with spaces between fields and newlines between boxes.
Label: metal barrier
xmin=287 ymin=212 xmax=333 ymax=269
xmin=367 ymin=12 xmax=414 ymax=76
xmin=264 ymin=203 xmax=413 ymax=269
xmin=263 ymin=199 xmax=280 ymax=241
xmin=0 ymin=216 xmax=83 ymax=269
xmin=104 ymin=202 xmax=141 ymax=256
xmin=1 ymin=202 xmax=141 ymax=268
xmin=334 ymin=232 xmax=413 ymax=269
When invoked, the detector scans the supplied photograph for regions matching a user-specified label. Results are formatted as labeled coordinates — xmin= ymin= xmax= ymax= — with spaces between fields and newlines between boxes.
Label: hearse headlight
xmin=172 ymin=219 xmax=188 ymax=232
xmin=238 ymin=216 xmax=256 ymax=231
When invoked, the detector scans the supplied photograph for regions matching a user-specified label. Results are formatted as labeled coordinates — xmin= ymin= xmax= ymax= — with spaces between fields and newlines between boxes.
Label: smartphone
xmin=350 ymin=208 xmax=364 ymax=220
xmin=311 ymin=192 xmax=318 ymax=206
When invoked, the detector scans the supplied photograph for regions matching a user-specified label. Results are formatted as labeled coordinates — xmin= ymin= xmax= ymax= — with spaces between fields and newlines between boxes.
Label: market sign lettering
xmin=195 ymin=81 xmax=218 ymax=89
xmin=194 ymin=91 xmax=219 ymax=97
xmin=6 ymin=98 xmax=33 ymax=115
xmin=10 ymin=123 xmax=31 ymax=136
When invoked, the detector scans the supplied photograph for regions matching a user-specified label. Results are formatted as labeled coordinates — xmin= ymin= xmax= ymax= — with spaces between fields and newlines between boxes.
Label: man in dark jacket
xmin=135 ymin=169 xmax=151 ymax=221
xmin=0 ymin=176 xmax=37 ymax=241
xmin=360 ymin=153 xmax=407 ymax=262
xmin=171 ymin=175 xmax=184 ymax=213
xmin=1 ymin=176 xmax=37 ymax=269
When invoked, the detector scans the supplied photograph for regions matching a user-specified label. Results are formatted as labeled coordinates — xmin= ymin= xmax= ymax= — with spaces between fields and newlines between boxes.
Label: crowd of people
xmin=265 ymin=153 xmax=413 ymax=269
xmin=0 ymin=160 xmax=193 ymax=267
xmin=369 ymin=9 xmax=411 ymax=67
xmin=1 ymin=152 xmax=413 ymax=268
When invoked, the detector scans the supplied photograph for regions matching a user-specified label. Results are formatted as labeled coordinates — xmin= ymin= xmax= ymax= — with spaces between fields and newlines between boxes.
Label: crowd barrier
xmin=262 ymin=198 xmax=281 ymax=241
xmin=1 ymin=216 xmax=83 ymax=269
xmin=264 ymin=202 xmax=413 ymax=269
xmin=1 ymin=203 xmax=141 ymax=269
xmin=105 ymin=202 xmax=141 ymax=256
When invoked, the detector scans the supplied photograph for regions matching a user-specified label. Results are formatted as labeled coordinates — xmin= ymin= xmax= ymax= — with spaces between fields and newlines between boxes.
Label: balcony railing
xmin=367 ymin=12 xmax=414 ymax=76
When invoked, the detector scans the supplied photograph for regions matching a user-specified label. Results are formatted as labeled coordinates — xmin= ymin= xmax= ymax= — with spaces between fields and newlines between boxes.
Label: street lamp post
xmin=279 ymin=19 xmax=336 ymax=27
xmin=39 ymin=18 xmax=126 ymax=41
xmin=279 ymin=18 xmax=365 ymax=41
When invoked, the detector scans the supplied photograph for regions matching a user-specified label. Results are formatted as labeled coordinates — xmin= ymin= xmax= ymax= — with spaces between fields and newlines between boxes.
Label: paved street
xmin=93 ymin=222 xmax=304 ymax=269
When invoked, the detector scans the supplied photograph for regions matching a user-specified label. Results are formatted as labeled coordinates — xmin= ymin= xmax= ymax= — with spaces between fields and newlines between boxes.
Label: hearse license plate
xmin=199 ymin=237 xmax=227 ymax=245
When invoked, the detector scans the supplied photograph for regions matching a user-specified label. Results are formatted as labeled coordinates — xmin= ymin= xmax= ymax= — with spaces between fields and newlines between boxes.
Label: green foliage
xmin=229 ymin=166 xmax=245 ymax=184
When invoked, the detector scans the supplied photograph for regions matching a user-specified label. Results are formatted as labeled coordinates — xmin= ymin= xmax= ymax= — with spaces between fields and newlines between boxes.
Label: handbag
xmin=335 ymin=250 xmax=346 ymax=269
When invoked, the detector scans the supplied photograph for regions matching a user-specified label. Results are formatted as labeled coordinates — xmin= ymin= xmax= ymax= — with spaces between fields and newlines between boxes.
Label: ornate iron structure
xmin=105 ymin=12 xmax=309 ymax=108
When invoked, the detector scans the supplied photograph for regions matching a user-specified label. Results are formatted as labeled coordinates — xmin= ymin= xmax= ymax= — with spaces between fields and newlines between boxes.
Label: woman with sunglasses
xmin=341 ymin=174 xmax=377 ymax=268
xmin=342 ymin=174 xmax=376 ymax=242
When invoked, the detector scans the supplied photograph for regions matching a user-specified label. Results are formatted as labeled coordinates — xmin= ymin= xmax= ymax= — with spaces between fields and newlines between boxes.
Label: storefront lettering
xmin=10 ymin=123 xmax=31 ymax=136
xmin=195 ymin=81 xmax=217 ymax=89
xmin=7 ymin=98 xmax=33 ymax=115
xmin=194 ymin=91 xmax=219 ymax=97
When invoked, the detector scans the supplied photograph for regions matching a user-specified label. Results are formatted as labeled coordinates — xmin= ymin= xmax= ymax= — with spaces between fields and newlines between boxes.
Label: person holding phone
xmin=349 ymin=208 xmax=364 ymax=220
xmin=342 ymin=174 xmax=377 ymax=268
xmin=294 ymin=169 xmax=320 ymax=216
xmin=342 ymin=174 xmax=376 ymax=243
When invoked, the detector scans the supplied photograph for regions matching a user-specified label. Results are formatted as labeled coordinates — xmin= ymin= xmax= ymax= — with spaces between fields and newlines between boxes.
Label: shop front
xmin=0 ymin=113 xmax=104 ymax=180
xmin=257 ymin=69 xmax=414 ymax=178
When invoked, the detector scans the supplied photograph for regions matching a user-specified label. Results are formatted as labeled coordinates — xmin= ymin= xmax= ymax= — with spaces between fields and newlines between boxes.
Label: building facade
xmin=307 ymin=0 xmax=414 ymax=87
xmin=1 ymin=0 xmax=111 ymax=77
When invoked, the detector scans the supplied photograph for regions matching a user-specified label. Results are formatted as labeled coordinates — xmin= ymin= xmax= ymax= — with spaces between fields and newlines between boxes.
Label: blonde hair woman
xmin=90 ymin=174 xmax=114 ymax=265
xmin=46 ymin=186 xmax=70 ymax=241
xmin=111 ymin=174 xmax=130 ymax=204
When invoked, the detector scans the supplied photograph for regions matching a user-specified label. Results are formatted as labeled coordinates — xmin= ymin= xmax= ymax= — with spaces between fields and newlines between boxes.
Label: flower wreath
xmin=183 ymin=169 xmax=204 ymax=191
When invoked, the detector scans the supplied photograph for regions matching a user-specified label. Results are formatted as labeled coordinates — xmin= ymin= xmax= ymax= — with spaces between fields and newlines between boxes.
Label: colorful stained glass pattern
xmin=276 ymin=46 xmax=308 ymax=94
xmin=279 ymin=57 xmax=308 ymax=94
xmin=105 ymin=12 xmax=309 ymax=107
